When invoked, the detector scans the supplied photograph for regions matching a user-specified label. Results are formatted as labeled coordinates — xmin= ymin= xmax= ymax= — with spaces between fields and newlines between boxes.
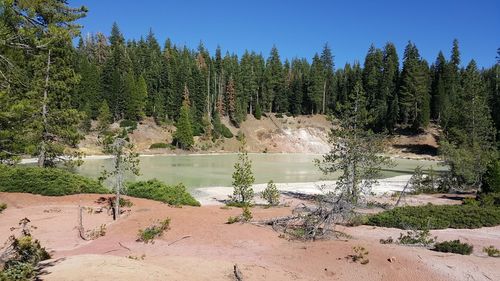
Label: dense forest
xmin=0 ymin=1 xmax=499 ymax=190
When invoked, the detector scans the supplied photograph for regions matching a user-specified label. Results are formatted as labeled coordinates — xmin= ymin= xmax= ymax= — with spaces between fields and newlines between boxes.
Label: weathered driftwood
xmin=254 ymin=195 xmax=354 ymax=240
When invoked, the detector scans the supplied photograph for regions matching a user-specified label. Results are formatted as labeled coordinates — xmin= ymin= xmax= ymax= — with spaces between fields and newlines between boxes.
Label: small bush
xmin=346 ymin=214 xmax=368 ymax=226
xmin=397 ymin=229 xmax=436 ymax=247
xmin=348 ymin=246 xmax=369 ymax=265
xmin=137 ymin=218 xmax=171 ymax=244
xmin=0 ymin=219 xmax=51 ymax=281
xmin=226 ymin=206 xmax=252 ymax=224
xmin=119 ymin=119 xmax=138 ymax=131
xmin=0 ymin=203 xmax=6 ymax=213
xmin=220 ymin=124 xmax=233 ymax=138
xmin=261 ymin=180 xmax=280 ymax=206
xmin=478 ymin=192 xmax=500 ymax=207
xmin=0 ymin=165 xmax=108 ymax=196
xmin=242 ymin=206 xmax=252 ymax=221
xmin=149 ymin=143 xmax=169 ymax=149
xmin=432 ymin=240 xmax=473 ymax=255
xmin=275 ymin=113 xmax=284 ymax=118
xmin=379 ymin=236 xmax=394 ymax=244
xmin=482 ymin=159 xmax=500 ymax=193
xmin=483 ymin=245 xmax=500 ymax=257
xmin=367 ymin=204 xmax=500 ymax=229
xmin=225 ymin=201 xmax=252 ymax=208
xmin=236 ymin=131 xmax=245 ymax=142
xmin=126 ymin=179 xmax=200 ymax=206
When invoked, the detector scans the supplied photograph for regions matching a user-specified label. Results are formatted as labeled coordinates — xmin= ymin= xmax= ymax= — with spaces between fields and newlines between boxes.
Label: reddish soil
xmin=1 ymin=192 xmax=499 ymax=280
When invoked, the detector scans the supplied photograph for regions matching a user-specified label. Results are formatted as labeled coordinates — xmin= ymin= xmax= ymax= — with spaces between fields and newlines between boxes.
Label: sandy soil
xmin=77 ymin=115 xmax=440 ymax=160
xmin=1 ymin=192 xmax=499 ymax=281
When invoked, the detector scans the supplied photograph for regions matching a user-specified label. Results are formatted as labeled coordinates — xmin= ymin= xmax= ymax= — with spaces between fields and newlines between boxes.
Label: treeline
xmin=1 ymin=0 xmax=499 ymax=185
xmin=73 ymin=24 xmax=499 ymax=135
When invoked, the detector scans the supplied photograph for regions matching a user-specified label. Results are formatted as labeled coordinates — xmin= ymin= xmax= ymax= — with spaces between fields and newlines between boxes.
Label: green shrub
xmin=225 ymin=201 xmax=252 ymax=208
xmin=149 ymin=143 xmax=169 ymax=149
xmin=0 ymin=223 xmax=51 ymax=281
xmin=346 ymin=214 xmax=369 ymax=226
xmin=261 ymin=180 xmax=280 ymax=206
xmin=367 ymin=204 xmax=500 ymax=229
xmin=254 ymin=103 xmax=262 ymax=120
xmin=483 ymin=245 xmax=500 ymax=257
xmin=126 ymin=179 xmax=200 ymax=206
xmin=397 ymin=229 xmax=436 ymax=246
xmin=226 ymin=206 xmax=252 ymax=224
xmin=478 ymin=192 xmax=500 ymax=207
xmin=220 ymin=124 xmax=233 ymax=138
xmin=483 ymin=159 xmax=500 ymax=193
xmin=0 ymin=165 xmax=108 ymax=196
xmin=0 ymin=203 xmax=6 ymax=213
xmin=432 ymin=240 xmax=473 ymax=255
xmin=119 ymin=119 xmax=138 ymax=131
xmin=137 ymin=218 xmax=171 ymax=243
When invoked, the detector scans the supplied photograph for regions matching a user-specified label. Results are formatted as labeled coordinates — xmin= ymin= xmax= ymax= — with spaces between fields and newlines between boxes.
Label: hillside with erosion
xmin=79 ymin=114 xmax=440 ymax=160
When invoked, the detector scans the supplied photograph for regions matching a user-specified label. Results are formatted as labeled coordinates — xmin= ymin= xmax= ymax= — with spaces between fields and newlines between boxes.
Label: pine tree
xmin=440 ymin=60 xmax=496 ymax=189
xmin=381 ymin=43 xmax=400 ymax=132
xmin=173 ymin=87 xmax=194 ymax=149
xmin=362 ymin=44 xmax=384 ymax=130
xmin=265 ymin=46 xmax=285 ymax=112
xmin=97 ymin=100 xmax=112 ymax=132
xmin=399 ymin=42 xmax=431 ymax=130
xmin=430 ymin=52 xmax=447 ymax=122
xmin=309 ymin=54 xmax=325 ymax=114
xmin=316 ymin=81 xmax=392 ymax=203
xmin=320 ymin=43 xmax=335 ymax=113
xmin=231 ymin=138 xmax=255 ymax=204
xmin=4 ymin=1 xmax=88 ymax=167
xmin=226 ymin=77 xmax=237 ymax=126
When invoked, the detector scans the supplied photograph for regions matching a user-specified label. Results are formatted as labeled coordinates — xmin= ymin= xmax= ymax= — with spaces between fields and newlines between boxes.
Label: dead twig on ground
xmin=233 ymin=264 xmax=243 ymax=281
xmin=168 ymin=235 xmax=192 ymax=246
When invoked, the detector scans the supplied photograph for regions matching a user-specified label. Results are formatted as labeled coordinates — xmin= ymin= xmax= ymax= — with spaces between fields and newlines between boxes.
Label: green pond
xmin=76 ymin=153 xmax=446 ymax=189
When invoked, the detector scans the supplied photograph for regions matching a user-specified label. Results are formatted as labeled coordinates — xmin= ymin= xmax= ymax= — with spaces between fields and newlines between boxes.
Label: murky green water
xmin=75 ymin=154 xmax=446 ymax=189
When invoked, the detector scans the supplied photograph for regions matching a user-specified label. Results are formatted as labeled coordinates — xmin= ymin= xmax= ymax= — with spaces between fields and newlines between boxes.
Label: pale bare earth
xmin=78 ymin=114 xmax=439 ymax=159
xmin=1 ymin=192 xmax=499 ymax=281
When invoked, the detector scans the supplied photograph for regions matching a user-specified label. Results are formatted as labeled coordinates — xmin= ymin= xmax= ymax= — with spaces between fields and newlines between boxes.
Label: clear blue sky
xmin=70 ymin=0 xmax=500 ymax=68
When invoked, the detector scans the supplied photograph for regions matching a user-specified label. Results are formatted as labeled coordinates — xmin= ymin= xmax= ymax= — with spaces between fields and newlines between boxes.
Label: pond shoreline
xmin=20 ymin=151 xmax=442 ymax=164
xmin=194 ymin=175 xmax=413 ymax=205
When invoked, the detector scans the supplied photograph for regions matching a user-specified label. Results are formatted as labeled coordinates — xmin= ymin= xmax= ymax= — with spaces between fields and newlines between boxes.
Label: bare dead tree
xmin=256 ymin=192 xmax=354 ymax=240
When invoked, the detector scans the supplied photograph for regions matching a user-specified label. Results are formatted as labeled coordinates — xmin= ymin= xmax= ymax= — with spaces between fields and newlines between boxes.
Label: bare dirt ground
xmin=79 ymin=115 xmax=439 ymax=159
xmin=1 ymin=192 xmax=498 ymax=281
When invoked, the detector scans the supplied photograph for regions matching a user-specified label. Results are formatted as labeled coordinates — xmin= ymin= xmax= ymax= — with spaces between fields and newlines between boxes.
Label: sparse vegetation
xmin=227 ymin=206 xmax=253 ymax=224
xmin=261 ymin=180 xmax=280 ymax=206
xmin=348 ymin=246 xmax=369 ymax=265
xmin=367 ymin=204 xmax=500 ymax=229
xmin=0 ymin=165 xmax=108 ymax=196
xmin=87 ymin=224 xmax=107 ymax=240
xmin=483 ymin=245 xmax=500 ymax=257
xmin=0 ymin=219 xmax=51 ymax=281
xmin=432 ymin=240 xmax=473 ymax=255
xmin=149 ymin=143 xmax=171 ymax=149
xmin=397 ymin=229 xmax=436 ymax=247
xmin=137 ymin=218 xmax=171 ymax=244
xmin=126 ymin=179 xmax=200 ymax=206
xmin=119 ymin=119 xmax=138 ymax=132
xmin=0 ymin=203 xmax=6 ymax=213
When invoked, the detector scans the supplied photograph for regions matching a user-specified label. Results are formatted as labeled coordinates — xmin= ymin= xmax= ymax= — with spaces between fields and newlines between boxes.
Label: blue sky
xmin=70 ymin=0 xmax=500 ymax=68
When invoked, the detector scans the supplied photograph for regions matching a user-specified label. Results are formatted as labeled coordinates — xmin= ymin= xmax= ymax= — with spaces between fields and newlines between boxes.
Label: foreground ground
xmin=0 ymin=192 xmax=498 ymax=281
